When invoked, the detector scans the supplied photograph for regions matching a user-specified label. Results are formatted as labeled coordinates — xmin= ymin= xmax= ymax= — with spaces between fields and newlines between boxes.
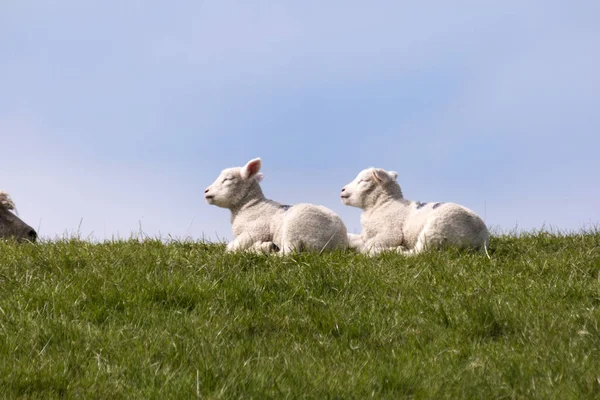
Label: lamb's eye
xmin=222 ymin=177 xmax=233 ymax=183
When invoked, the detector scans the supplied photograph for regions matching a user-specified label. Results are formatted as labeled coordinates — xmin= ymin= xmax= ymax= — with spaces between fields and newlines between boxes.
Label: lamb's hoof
xmin=251 ymin=241 xmax=278 ymax=254
xmin=394 ymin=246 xmax=410 ymax=254
xmin=263 ymin=242 xmax=279 ymax=254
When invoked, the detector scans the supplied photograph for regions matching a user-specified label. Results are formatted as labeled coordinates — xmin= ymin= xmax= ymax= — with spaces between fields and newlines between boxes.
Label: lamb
xmin=0 ymin=191 xmax=37 ymax=242
xmin=205 ymin=157 xmax=348 ymax=254
xmin=340 ymin=168 xmax=489 ymax=256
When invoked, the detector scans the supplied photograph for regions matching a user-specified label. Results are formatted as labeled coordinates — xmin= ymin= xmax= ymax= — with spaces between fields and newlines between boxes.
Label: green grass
xmin=1 ymin=231 xmax=599 ymax=399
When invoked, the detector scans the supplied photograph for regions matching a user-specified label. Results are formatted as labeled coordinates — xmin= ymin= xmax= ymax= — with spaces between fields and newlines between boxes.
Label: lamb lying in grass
xmin=0 ymin=191 xmax=37 ymax=242
xmin=341 ymin=168 xmax=489 ymax=256
xmin=205 ymin=158 xmax=348 ymax=254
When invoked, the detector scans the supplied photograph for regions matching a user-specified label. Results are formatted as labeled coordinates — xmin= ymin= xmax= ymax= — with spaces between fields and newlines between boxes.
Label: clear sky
xmin=2 ymin=1 xmax=599 ymax=241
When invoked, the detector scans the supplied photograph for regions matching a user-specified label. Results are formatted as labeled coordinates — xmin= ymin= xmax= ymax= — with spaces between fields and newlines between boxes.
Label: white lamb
xmin=205 ymin=157 xmax=348 ymax=254
xmin=340 ymin=168 xmax=490 ymax=256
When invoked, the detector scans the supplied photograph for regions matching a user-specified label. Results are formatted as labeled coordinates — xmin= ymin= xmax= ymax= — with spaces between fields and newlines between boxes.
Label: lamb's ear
xmin=0 ymin=191 xmax=16 ymax=210
xmin=255 ymin=173 xmax=264 ymax=183
xmin=240 ymin=157 xmax=262 ymax=180
xmin=372 ymin=168 xmax=390 ymax=183
xmin=389 ymin=171 xmax=398 ymax=181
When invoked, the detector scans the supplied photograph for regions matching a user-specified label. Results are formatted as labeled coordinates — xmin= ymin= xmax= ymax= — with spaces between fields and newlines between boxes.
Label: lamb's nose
xmin=204 ymin=188 xmax=209 ymax=194
xmin=341 ymin=188 xmax=346 ymax=192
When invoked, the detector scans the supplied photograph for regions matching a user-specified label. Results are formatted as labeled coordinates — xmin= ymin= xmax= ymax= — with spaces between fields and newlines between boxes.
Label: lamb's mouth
xmin=340 ymin=194 xmax=350 ymax=199
xmin=205 ymin=195 xmax=215 ymax=202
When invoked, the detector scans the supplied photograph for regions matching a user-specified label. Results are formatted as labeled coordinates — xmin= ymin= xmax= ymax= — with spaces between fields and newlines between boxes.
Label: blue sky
xmin=1 ymin=1 xmax=599 ymax=240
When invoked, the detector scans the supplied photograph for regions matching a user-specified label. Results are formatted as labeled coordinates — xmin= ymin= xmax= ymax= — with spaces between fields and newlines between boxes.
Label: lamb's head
xmin=204 ymin=157 xmax=265 ymax=209
xmin=0 ymin=191 xmax=37 ymax=242
xmin=341 ymin=168 xmax=403 ymax=209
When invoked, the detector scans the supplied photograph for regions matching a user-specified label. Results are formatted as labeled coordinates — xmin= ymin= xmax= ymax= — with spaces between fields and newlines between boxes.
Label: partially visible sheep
xmin=340 ymin=168 xmax=489 ymax=256
xmin=0 ymin=191 xmax=37 ymax=242
xmin=205 ymin=158 xmax=348 ymax=254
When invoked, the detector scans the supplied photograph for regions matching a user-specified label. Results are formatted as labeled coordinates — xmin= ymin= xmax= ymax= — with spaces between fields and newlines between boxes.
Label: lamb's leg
xmin=248 ymin=241 xmax=277 ymax=254
xmin=226 ymin=232 xmax=257 ymax=253
xmin=360 ymin=235 xmax=413 ymax=256
xmin=366 ymin=246 xmax=387 ymax=256
xmin=406 ymin=243 xmax=425 ymax=255
xmin=347 ymin=233 xmax=365 ymax=252
xmin=364 ymin=238 xmax=399 ymax=256
xmin=276 ymin=218 xmax=301 ymax=255
xmin=406 ymin=225 xmax=435 ymax=255
xmin=393 ymin=245 xmax=410 ymax=255
xmin=279 ymin=240 xmax=302 ymax=255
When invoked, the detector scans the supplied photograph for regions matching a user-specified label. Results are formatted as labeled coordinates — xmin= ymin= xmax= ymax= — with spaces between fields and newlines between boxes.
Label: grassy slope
xmin=0 ymin=232 xmax=599 ymax=399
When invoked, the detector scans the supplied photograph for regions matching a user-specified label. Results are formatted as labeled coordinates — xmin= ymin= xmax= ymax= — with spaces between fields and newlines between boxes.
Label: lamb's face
xmin=204 ymin=158 xmax=264 ymax=209
xmin=0 ymin=192 xmax=37 ymax=242
xmin=204 ymin=168 xmax=242 ymax=208
xmin=340 ymin=169 xmax=377 ymax=209
xmin=341 ymin=168 xmax=400 ymax=209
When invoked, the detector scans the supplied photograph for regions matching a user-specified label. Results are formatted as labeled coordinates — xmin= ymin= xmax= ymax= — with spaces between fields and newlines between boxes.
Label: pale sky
xmin=2 ymin=1 xmax=599 ymax=240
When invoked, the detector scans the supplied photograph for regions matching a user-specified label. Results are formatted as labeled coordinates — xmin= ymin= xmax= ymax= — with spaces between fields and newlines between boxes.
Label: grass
xmin=0 ymin=231 xmax=599 ymax=399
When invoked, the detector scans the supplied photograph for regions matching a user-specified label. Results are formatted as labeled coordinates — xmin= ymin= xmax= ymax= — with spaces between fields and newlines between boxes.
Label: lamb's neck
xmin=366 ymin=192 xmax=409 ymax=211
xmin=230 ymin=197 xmax=281 ymax=223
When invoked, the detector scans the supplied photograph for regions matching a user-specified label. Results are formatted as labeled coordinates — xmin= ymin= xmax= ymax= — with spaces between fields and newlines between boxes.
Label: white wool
xmin=341 ymin=168 xmax=490 ymax=256
xmin=205 ymin=158 xmax=348 ymax=254
xmin=0 ymin=191 xmax=16 ymax=211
